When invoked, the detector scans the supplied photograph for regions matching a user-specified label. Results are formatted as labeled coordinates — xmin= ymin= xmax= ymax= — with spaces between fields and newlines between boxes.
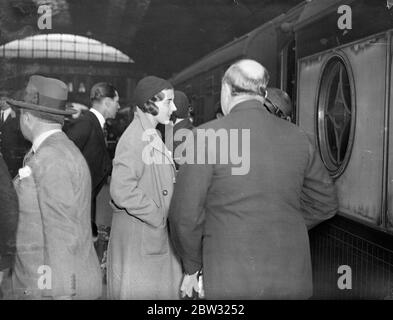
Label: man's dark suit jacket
xmin=173 ymin=118 xmax=194 ymax=170
xmin=169 ymin=99 xmax=338 ymax=299
xmin=64 ymin=110 xmax=112 ymax=218
xmin=0 ymin=155 xmax=18 ymax=271
xmin=0 ymin=110 xmax=31 ymax=178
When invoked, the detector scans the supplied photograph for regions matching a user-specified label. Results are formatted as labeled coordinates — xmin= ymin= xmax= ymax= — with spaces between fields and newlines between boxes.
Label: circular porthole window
xmin=317 ymin=55 xmax=355 ymax=178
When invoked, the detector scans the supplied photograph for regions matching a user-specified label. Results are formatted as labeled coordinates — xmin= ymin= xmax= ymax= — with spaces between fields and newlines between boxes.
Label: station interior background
xmin=0 ymin=0 xmax=304 ymax=242
xmin=1 ymin=0 xmax=342 ymax=299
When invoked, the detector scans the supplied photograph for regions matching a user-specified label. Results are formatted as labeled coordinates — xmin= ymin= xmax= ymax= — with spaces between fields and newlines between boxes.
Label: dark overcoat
xmin=0 ymin=109 xmax=31 ymax=177
xmin=0 ymin=155 xmax=18 ymax=271
xmin=64 ymin=110 xmax=112 ymax=217
xmin=169 ymin=99 xmax=338 ymax=299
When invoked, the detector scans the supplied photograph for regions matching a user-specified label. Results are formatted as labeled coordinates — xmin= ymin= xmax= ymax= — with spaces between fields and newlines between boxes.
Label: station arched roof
xmin=0 ymin=0 xmax=305 ymax=76
xmin=0 ymin=33 xmax=134 ymax=63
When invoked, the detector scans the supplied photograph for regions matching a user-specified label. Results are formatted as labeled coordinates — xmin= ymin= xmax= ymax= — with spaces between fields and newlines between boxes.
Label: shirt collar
xmin=1 ymin=108 xmax=12 ymax=121
xmin=174 ymin=118 xmax=185 ymax=126
xmin=32 ymin=129 xmax=62 ymax=153
xmin=90 ymin=108 xmax=106 ymax=129
xmin=229 ymin=98 xmax=266 ymax=114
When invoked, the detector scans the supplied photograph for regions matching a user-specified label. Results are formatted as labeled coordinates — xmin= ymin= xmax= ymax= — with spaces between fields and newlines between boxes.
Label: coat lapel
xmin=136 ymin=108 xmax=175 ymax=169
xmin=0 ymin=109 xmax=15 ymax=130
xmin=22 ymin=131 xmax=64 ymax=168
xmin=174 ymin=118 xmax=193 ymax=132
xmin=86 ymin=111 xmax=107 ymax=149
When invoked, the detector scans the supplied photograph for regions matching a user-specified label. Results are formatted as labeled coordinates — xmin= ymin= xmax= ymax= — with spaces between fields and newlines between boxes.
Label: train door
xmin=387 ymin=31 xmax=393 ymax=232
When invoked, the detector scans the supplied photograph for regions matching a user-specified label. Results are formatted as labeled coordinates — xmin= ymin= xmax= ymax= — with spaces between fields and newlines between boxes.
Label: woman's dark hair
xmin=139 ymin=90 xmax=167 ymax=116
xmin=90 ymin=82 xmax=117 ymax=103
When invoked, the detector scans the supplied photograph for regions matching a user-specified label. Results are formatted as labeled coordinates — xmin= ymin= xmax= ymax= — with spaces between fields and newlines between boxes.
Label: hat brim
xmin=6 ymin=98 xmax=77 ymax=115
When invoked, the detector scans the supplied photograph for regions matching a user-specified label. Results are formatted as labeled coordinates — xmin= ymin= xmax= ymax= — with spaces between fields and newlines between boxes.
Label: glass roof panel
xmin=0 ymin=33 xmax=133 ymax=63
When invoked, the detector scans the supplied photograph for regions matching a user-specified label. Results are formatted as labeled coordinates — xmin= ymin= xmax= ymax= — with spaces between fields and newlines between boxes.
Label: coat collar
xmin=174 ymin=118 xmax=193 ymax=131
xmin=32 ymin=128 xmax=62 ymax=153
xmin=89 ymin=108 xmax=105 ymax=129
xmin=84 ymin=110 xmax=107 ymax=148
xmin=28 ymin=130 xmax=65 ymax=158
xmin=229 ymin=99 xmax=268 ymax=114
xmin=85 ymin=109 xmax=104 ymax=131
xmin=0 ymin=108 xmax=16 ymax=129
xmin=136 ymin=107 xmax=175 ymax=168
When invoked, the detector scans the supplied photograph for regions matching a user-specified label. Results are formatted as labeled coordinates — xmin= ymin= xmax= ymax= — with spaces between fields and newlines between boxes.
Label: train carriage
xmin=170 ymin=0 xmax=393 ymax=299
xmin=171 ymin=2 xmax=304 ymax=125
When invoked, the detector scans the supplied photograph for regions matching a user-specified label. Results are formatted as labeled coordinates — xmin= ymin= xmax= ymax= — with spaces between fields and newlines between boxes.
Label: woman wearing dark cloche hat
xmin=107 ymin=76 xmax=182 ymax=299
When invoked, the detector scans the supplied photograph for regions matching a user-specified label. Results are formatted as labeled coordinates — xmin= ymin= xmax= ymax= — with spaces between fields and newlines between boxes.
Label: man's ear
xmin=25 ymin=111 xmax=35 ymax=125
xmin=20 ymin=111 xmax=31 ymax=129
xmin=222 ymin=82 xmax=231 ymax=95
xmin=103 ymin=97 xmax=111 ymax=108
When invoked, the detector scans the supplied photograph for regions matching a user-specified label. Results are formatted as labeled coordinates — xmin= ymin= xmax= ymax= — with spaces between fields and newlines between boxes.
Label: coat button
xmin=162 ymin=189 xmax=168 ymax=196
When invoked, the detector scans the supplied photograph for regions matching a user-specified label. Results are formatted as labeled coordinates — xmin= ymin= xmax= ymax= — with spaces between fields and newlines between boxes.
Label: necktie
xmin=0 ymin=111 xmax=3 ymax=125
xmin=23 ymin=148 xmax=35 ymax=166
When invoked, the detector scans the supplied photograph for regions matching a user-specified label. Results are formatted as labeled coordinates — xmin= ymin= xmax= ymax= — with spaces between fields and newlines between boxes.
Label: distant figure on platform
xmin=108 ymin=76 xmax=182 ymax=299
xmin=0 ymin=97 xmax=30 ymax=177
xmin=0 ymin=155 xmax=18 ymax=298
xmin=169 ymin=90 xmax=193 ymax=169
xmin=264 ymin=87 xmax=293 ymax=121
xmin=7 ymin=75 xmax=102 ymax=299
xmin=65 ymin=83 xmax=120 ymax=240
xmin=168 ymin=59 xmax=338 ymax=299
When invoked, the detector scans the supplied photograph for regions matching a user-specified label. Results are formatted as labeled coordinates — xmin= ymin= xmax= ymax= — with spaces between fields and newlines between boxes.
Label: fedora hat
xmin=6 ymin=75 xmax=76 ymax=116
xmin=264 ymin=87 xmax=292 ymax=118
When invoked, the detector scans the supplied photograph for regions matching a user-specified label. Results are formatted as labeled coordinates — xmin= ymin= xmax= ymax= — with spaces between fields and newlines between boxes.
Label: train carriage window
xmin=317 ymin=56 xmax=355 ymax=178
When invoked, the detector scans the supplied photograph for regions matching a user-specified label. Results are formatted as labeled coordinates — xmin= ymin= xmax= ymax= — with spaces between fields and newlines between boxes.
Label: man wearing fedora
xmin=263 ymin=87 xmax=293 ymax=122
xmin=7 ymin=75 xmax=102 ymax=299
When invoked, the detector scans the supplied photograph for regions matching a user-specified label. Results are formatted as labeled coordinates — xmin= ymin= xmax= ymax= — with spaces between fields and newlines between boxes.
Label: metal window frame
xmin=316 ymin=51 xmax=356 ymax=179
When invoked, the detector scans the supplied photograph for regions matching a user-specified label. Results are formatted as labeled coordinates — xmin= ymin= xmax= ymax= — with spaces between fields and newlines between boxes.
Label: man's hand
xmin=180 ymin=271 xmax=199 ymax=298
xmin=180 ymin=270 xmax=205 ymax=298
xmin=198 ymin=273 xmax=205 ymax=298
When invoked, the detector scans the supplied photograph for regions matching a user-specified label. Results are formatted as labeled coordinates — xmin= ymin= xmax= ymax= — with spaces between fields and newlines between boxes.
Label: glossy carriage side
xmin=295 ymin=0 xmax=393 ymax=298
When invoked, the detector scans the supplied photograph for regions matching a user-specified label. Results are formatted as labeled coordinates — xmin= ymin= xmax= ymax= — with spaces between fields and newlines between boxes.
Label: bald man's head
xmin=222 ymin=59 xmax=269 ymax=95
xmin=220 ymin=59 xmax=270 ymax=114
